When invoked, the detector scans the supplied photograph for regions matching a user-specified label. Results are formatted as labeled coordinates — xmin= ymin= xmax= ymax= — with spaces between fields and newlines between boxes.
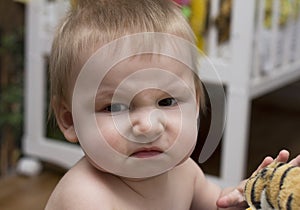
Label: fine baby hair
xmin=50 ymin=0 xmax=198 ymax=106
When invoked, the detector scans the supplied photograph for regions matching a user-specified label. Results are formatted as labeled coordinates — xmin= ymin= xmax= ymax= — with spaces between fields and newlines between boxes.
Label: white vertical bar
xmin=290 ymin=9 xmax=299 ymax=61
xmin=23 ymin=0 xmax=84 ymax=169
xmin=41 ymin=0 xmax=56 ymax=54
xmin=282 ymin=0 xmax=293 ymax=65
xmin=207 ymin=0 xmax=220 ymax=57
xmin=222 ymin=88 xmax=251 ymax=185
xmin=23 ymin=0 xmax=46 ymax=148
xmin=296 ymin=11 xmax=300 ymax=60
xmin=269 ymin=0 xmax=280 ymax=69
xmin=252 ymin=0 xmax=266 ymax=78
xmin=221 ymin=0 xmax=256 ymax=184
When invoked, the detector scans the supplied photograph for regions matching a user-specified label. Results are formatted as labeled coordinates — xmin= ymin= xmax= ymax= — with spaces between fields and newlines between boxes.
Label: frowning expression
xmin=71 ymin=34 xmax=201 ymax=178
xmin=94 ymin=55 xmax=198 ymax=159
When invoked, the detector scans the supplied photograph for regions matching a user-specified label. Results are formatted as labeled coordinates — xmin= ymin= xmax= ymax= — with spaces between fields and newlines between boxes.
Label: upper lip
xmin=130 ymin=146 xmax=163 ymax=156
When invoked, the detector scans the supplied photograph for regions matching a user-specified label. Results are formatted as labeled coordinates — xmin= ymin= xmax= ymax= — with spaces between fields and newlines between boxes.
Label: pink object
xmin=181 ymin=0 xmax=190 ymax=5
xmin=172 ymin=0 xmax=190 ymax=6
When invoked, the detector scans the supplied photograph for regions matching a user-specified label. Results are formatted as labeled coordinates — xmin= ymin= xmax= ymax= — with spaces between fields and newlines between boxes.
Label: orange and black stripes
xmin=245 ymin=162 xmax=300 ymax=210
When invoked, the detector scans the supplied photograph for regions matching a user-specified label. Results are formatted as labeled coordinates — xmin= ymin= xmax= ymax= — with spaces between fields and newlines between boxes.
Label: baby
xmin=45 ymin=0 xmax=300 ymax=209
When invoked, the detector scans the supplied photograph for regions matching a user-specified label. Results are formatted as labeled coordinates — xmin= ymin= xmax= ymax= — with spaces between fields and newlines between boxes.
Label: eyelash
xmin=157 ymin=97 xmax=178 ymax=107
xmin=100 ymin=97 xmax=178 ymax=113
xmin=103 ymin=103 xmax=129 ymax=113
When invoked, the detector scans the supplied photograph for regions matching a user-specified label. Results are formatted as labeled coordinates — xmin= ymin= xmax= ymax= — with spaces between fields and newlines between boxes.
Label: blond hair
xmin=50 ymin=0 xmax=203 ymax=108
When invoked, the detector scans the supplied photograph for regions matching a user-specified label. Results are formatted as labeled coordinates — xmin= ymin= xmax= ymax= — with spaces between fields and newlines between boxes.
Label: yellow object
xmin=70 ymin=0 xmax=78 ymax=9
xmin=189 ymin=0 xmax=207 ymax=51
xmin=291 ymin=0 xmax=300 ymax=19
xmin=214 ymin=0 xmax=231 ymax=44
xmin=244 ymin=162 xmax=300 ymax=210
xmin=264 ymin=0 xmax=293 ymax=28
xmin=14 ymin=0 xmax=30 ymax=4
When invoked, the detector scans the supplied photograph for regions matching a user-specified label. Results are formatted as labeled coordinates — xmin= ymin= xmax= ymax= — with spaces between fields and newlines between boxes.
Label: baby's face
xmin=95 ymin=55 xmax=198 ymax=158
xmin=72 ymin=53 xmax=200 ymax=178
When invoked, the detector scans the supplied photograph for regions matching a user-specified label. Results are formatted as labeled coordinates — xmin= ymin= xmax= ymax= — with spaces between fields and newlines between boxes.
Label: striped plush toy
xmin=244 ymin=162 xmax=300 ymax=210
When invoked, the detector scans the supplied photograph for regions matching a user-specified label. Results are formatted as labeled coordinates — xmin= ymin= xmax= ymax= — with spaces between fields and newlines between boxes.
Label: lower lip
xmin=131 ymin=151 xmax=162 ymax=158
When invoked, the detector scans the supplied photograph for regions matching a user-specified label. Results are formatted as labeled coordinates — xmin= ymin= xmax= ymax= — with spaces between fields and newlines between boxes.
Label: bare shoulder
xmin=171 ymin=158 xmax=221 ymax=210
xmin=188 ymin=159 xmax=222 ymax=210
xmin=45 ymin=158 xmax=113 ymax=210
xmin=173 ymin=158 xmax=205 ymax=179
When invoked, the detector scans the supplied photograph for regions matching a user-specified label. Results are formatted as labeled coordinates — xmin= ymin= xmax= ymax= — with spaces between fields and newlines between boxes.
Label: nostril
xmin=131 ymin=123 xmax=164 ymax=144
xmin=130 ymin=108 xmax=167 ymax=141
xmin=132 ymin=123 xmax=152 ymax=136
xmin=132 ymin=120 xmax=166 ymax=142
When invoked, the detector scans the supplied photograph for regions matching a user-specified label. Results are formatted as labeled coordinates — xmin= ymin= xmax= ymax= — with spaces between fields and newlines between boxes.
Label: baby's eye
xmin=158 ymin=98 xmax=177 ymax=107
xmin=104 ymin=103 xmax=129 ymax=112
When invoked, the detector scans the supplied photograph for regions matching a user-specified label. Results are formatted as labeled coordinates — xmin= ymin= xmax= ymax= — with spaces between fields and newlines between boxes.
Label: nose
xmin=131 ymin=108 xmax=166 ymax=142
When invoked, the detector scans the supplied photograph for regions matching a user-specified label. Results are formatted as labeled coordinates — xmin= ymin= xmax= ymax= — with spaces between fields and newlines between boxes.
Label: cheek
xmin=165 ymin=111 xmax=181 ymax=143
xmin=171 ymin=104 xmax=198 ymax=146
xmin=96 ymin=116 xmax=128 ymax=154
xmin=165 ymin=108 xmax=198 ymax=146
xmin=166 ymin=106 xmax=198 ymax=141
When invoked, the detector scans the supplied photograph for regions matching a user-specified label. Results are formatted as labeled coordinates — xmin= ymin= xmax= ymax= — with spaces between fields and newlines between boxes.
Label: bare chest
xmin=110 ymin=178 xmax=195 ymax=210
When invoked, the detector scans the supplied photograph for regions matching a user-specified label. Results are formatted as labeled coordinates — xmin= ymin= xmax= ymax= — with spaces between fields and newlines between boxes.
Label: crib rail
xmin=203 ymin=0 xmax=300 ymax=97
xmin=251 ymin=0 xmax=300 ymax=97
xmin=201 ymin=0 xmax=300 ymax=186
xmin=252 ymin=0 xmax=300 ymax=75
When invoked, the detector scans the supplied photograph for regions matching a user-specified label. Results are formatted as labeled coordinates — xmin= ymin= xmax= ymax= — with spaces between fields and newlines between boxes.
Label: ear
xmin=52 ymin=96 xmax=78 ymax=143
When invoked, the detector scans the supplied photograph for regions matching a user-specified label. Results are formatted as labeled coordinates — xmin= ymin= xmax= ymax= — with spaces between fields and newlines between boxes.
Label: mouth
xmin=130 ymin=147 xmax=163 ymax=158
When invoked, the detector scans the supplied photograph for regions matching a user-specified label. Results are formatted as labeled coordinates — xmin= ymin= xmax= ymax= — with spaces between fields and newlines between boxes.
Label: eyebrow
xmin=95 ymin=86 xmax=131 ymax=102
xmin=95 ymin=86 xmax=114 ymax=99
xmin=96 ymin=73 xmax=195 ymax=99
xmin=165 ymin=77 xmax=195 ymax=92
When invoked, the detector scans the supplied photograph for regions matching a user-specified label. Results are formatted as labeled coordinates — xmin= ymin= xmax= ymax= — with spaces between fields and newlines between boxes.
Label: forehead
xmin=70 ymin=33 xmax=200 ymax=98
xmin=102 ymin=54 xmax=195 ymax=86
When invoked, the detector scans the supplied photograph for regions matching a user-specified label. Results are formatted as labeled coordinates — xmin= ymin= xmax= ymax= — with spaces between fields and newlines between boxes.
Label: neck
xmin=119 ymin=172 xmax=169 ymax=199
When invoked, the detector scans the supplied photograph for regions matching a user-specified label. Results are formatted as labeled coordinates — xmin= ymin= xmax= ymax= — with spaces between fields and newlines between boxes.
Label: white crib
xmin=21 ymin=0 xmax=300 ymax=186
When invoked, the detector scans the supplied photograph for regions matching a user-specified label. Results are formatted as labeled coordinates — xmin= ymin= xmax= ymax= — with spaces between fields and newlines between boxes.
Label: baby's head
xmin=50 ymin=0 xmax=205 ymax=178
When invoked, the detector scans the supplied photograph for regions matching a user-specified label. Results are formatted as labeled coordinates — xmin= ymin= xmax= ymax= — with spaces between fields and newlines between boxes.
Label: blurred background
xmin=0 ymin=0 xmax=300 ymax=209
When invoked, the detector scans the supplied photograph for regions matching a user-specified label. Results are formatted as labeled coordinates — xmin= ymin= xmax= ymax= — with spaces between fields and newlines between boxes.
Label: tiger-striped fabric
xmin=244 ymin=162 xmax=300 ymax=210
